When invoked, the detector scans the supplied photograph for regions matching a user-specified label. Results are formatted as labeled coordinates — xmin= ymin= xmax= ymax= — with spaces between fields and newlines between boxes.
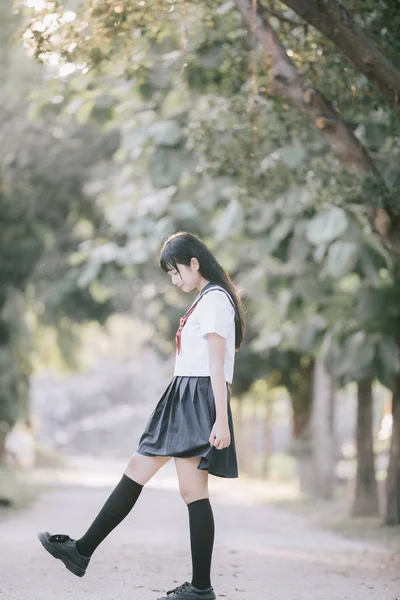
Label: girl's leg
xmin=76 ymin=453 xmax=170 ymax=557
xmin=124 ymin=451 xmax=171 ymax=485
xmin=175 ymin=457 xmax=214 ymax=591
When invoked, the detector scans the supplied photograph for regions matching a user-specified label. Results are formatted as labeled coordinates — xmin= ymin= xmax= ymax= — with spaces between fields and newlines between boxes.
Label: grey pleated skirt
xmin=136 ymin=375 xmax=238 ymax=478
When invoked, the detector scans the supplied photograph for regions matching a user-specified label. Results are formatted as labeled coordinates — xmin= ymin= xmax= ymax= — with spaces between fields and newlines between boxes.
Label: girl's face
xmin=168 ymin=259 xmax=203 ymax=292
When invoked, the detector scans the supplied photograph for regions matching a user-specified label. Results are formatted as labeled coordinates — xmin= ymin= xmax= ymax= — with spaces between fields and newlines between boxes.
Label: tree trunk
xmin=235 ymin=399 xmax=245 ymax=473
xmin=289 ymin=359 xmax=316 ymax=494
xmin=312 ymin=357 xmax=336 ymax=499
xmin=247 ymin=396 xmax=258 ymax=476
xmin=0 ymin=431 xmax=6 ymax=464
xmin=385 ymin=373 xmax=400 ymax=525
xmin=351 ymin=378 xmax=379 ymax=517
xmin=237 ymin=398 xmax=255 ymax=475
xmin=260 ymin=401 xmax=271 ymax=478
xmin=280 ymin=0 xmax=400 ymax=121
xmin=234 ymin=0 xmax=400 ymax=263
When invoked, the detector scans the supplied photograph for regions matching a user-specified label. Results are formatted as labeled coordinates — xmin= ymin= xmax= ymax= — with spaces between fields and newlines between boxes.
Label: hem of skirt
xmin=197 ymin=454 xmax=239 ymax=479
xmin=136 ymin=449 xmax=239 ymax=479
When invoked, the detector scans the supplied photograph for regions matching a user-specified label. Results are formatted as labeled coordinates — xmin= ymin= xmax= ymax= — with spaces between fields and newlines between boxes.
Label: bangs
xmin=160 ymin=245 xmax=178 ymax=273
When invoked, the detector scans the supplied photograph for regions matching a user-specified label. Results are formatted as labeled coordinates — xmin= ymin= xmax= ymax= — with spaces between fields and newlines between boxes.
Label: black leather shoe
xmin=38 ymin=532 xmax=90 ymax=577
xmin=157 ymin=582 xmax=216 ymax=600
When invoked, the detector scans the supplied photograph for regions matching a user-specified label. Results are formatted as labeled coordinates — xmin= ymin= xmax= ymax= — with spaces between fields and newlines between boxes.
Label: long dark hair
xmin=160 ymin=231 xmax=245 ymax=350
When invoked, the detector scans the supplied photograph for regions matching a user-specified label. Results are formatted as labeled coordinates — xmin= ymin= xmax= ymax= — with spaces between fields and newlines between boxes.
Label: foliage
xmin=0 ymin=5 xmax=121 ymax=431
xmin=13 ymin=0 xmax=400 ymax=417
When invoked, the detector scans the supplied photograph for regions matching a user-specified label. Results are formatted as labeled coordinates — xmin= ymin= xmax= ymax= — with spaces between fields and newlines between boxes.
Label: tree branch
xmin=234 ymin=0 xmax=400 ymax=262
xmin=280 ymin=0 xmax=400 ymax=120
xmin=261 ymin=5 xmax=303 ymax=28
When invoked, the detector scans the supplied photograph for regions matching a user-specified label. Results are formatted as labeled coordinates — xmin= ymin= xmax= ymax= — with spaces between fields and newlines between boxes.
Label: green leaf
xmin=376 ymin=338 xmax=400 ymax=388
xmin=247 ymin=203 xmax=276 ymax=235
xmin=292 ymin=274 xmax=324 ymax=301
xmin=320 ymin=329 xmax=342 ymax=372
xmin=69 ymin=250 xmax=90 ymax=267
xmin=361 ymin=233 xmax=395 ymax=269
xmin=198 ymin=177 xmax=236 ymax=211
xmin=89 ymin=279 xmax=114 ymax=303
xmin=296 ymin=314 xmax=327 ymax=353
xmin=258 ymin=221 xmax=292 ymax=254
xmin=313 ymin=243 xmax=328 ymax=263
xmin=279 ymin=140 xmax=308 ymax=169
xmin=76 ymin=99 xmax=96 ymax=124
xmin=363 ymin=122 xmax=389 ymax=151
xmin=170 ymin=202 xmax=199 ymax=224
xmin=377 ymin=338 xmax=400 ymax=375
xmin=77 ymin=260 xmax=101 ymax=288
xmin=271 ymin=217 xmax=294 ymax=244
xmin=289 ymin=221 xmax=311 ymax=261
xmin=64 ymin=0 xmax=81 ymax=9
xmin=281 ymin=186 xmax=313 ymax=216
xmin=306 ymin=207 xmax=348 ymax=246
xmin=126 ymin=239 xmax=150 ymax=264
xmin=197 ymin=46 xmax=224 ymax=69
xmin=137 ymin=186 xmax=177 ymax=218
xmin=357 ymin=288 xmax=376 ymax=321
xmin=213 ymin=200 xmax=244 ymax=241
xmin=162 ymin=88 xmax=192 ymax=118
xmin=336 ymin=332 xmax=375 ymax=379
xmin=323 ymin=241 xmax=358 ymax=278
xmin=149 ymin=147 xmax=185 ymax=187
xmin=121 ymin=125 xmax=150 ymax=152
xmin=148 ymin=120 xmax=183 ymax=147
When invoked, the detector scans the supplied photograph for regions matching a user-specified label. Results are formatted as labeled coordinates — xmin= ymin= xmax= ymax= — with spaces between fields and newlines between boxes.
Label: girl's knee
xmin=179 ymin=487 xmax=209 ymax=505
xmin=124 ymin=452 xmax=170 ymax=486
xmin=175 ymin=457 xmax=209 ymax=504
xmin=125 ymin=452 xmax=141 ymax=475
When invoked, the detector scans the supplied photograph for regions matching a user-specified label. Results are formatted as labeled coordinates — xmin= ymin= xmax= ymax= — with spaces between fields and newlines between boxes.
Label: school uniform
xmin=136 ymin=282 xmax=239 ymax=478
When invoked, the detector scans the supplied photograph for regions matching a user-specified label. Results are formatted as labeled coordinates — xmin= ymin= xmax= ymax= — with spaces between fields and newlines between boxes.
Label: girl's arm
xmin=207 ymin=333 xmax=231 ymax=450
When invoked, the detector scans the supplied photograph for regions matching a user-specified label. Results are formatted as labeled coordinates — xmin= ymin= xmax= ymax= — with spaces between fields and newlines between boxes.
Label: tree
xmin=386 ymin=373 xmax=400 ymax=525
xmin=0 ymin=5 xmax=120 ymax=462
xmin=352 ymin=378 xmax=379 ymax=517
xmin=235 ymin=0 xmax=400 ymax=260
xmin=280 ymin=0 xmax=400 ymax=118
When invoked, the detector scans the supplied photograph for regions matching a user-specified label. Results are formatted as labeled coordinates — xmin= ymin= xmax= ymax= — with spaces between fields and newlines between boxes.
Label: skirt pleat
xmin=136 ymin=376 xmax=238 ymax=478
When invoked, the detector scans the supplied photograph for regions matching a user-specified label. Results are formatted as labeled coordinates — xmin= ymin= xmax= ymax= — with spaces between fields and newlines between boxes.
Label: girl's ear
xmin=191 ymin=257 xmax=200 ymax=271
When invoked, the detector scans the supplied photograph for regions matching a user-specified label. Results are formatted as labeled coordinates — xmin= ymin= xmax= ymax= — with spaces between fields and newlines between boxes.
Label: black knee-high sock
xmin=76 ymin=474 xmax=143 ymax=558
xmin=188 ymin=498 xmax=215 ymax=590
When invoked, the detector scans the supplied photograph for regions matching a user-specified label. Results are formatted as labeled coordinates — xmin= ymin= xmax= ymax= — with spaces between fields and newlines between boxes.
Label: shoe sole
xmin=37 ymin=532 xmax=86 ymax=577
xmin=157 ymin=597 xmax=216 ymax=600
xmin=157 ymin=596 xmax=216 ymax=600
xmin=157 ymin=592 xmax=216 ymax=600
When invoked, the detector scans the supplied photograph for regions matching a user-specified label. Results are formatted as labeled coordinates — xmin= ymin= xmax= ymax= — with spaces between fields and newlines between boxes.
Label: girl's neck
xmin=197 ymin=278 xmax=210 ymax=293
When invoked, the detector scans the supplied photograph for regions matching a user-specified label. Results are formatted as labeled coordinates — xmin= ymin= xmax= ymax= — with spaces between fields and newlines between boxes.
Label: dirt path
xmin=1 ymin=457 xmax=399 ymax=600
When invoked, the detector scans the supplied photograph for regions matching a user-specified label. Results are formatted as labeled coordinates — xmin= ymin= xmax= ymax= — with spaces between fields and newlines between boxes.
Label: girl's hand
xmin=209 ymin=420 xmax=231 ymax=450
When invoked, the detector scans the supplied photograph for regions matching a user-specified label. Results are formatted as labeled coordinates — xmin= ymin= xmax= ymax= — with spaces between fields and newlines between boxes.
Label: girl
xmin=38 ymin=231 xmax=245 ymax=600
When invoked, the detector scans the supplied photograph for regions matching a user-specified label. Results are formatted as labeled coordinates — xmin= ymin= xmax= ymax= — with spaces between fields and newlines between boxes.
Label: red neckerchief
xmin=175 ymin=303 xmax=197 ymax=355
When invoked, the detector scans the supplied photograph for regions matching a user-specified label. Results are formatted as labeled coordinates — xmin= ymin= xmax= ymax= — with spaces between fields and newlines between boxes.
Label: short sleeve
xmin=196 ymin=291 xmax=235 ymax=340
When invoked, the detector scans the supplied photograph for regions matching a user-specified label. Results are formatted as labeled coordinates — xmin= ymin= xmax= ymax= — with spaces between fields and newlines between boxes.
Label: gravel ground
xmin=1 ymin=456 xmax=399 ymax=600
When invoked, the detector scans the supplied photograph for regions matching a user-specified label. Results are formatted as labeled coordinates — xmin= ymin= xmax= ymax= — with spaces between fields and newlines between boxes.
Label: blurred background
xmin=1 ymin=0 xmax=400 ymax=532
